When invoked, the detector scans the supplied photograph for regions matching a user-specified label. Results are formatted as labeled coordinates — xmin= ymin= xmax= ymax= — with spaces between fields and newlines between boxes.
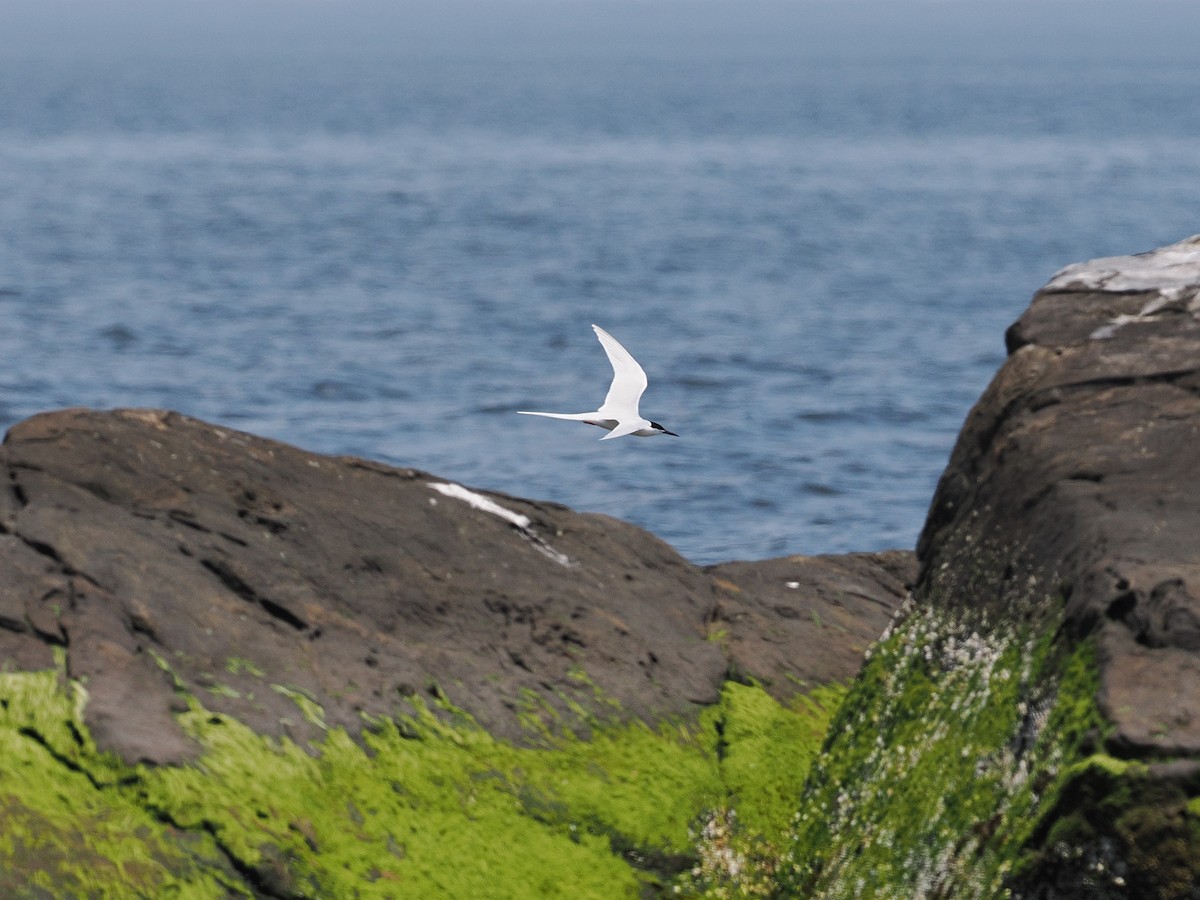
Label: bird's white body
xmin=518 ymin=325 xmax=677 ymax=440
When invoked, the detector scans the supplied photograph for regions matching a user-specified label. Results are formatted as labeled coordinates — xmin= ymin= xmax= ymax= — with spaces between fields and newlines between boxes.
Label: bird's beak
xmin=663 ymin=428 xmax=679 ymax=436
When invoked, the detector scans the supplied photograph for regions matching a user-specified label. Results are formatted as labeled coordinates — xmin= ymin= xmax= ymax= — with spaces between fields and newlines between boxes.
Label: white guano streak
xmin=428 ymin=482 xmax=571 ymax=567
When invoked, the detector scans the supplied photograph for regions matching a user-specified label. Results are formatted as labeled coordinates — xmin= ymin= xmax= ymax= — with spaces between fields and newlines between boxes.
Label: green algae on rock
xmin=0 ymin=660 xmax=844 ymax=898
xmin=770 ymin=593 xmax=1109 ymax=898
xmin=0 ymin=667 xmax=249 ymax=898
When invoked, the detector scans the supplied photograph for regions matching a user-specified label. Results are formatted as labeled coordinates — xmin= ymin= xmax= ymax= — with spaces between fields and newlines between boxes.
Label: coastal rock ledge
xmin=2 ymin=237 xmax=1200 ymax=897
xmin=0 ymin=408 xmax=908 ymax=766
xmin=0 ymin=398 xmax=910 ymax=894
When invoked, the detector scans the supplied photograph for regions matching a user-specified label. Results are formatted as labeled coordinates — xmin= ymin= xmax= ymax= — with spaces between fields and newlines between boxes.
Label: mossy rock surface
xmin=0 ymin=662 xmax=843 ymax=898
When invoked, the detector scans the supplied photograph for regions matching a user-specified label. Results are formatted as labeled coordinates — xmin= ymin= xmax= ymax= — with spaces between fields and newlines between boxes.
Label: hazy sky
xmin=5 ymin=1 xmax=1200 ymax=62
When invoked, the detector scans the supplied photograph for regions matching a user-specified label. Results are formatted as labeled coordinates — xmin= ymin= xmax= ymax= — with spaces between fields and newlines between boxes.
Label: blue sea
xmin=2 ymin=2 xmax=1200 ymax=564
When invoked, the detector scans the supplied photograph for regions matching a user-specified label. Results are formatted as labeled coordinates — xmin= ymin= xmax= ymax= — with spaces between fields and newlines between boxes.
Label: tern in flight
xmin=518 ymin=325 xmax=678 ymax=440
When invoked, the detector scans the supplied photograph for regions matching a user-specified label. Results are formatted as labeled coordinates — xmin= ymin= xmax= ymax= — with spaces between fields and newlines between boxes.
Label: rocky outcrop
xmin=924 ymin=235 xmax=1200 ymax=760
xmin=779 ymin=236 xmax=1200 ymax=899
xmin=0 ymin=407 xmax=908 ymax=765
xmin=707 ymin=551 xmax=913 ymax=691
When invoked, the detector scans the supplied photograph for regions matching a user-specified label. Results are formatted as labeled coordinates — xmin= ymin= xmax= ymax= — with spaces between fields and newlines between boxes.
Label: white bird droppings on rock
xmin=428 ymin=481 xmax=571 ymax=567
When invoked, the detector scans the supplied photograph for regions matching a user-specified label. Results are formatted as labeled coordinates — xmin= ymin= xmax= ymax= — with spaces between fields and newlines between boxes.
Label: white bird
xmin=518 ymin=324 xmax=678 ymax=440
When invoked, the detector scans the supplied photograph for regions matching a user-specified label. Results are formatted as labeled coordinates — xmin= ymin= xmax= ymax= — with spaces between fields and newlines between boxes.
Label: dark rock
xmin=706 ymin=550 xmax=915 ymax=694
xmin=921 ymin=235 xmax=1200 ymax=757
xmin=0 ymin=407 xmax=908 ymax=764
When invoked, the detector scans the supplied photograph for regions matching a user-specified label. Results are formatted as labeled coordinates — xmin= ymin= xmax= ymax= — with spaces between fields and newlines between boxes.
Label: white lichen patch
xmin=428 ymin=481 xmax=571 ymax=567
xmin=1046 ymin=234 xmax=1200 ymax=295
xmin=683 ymin=808 xmax=780 ymax=899
xmin=693 ymin=809 xmax=747 ymax=884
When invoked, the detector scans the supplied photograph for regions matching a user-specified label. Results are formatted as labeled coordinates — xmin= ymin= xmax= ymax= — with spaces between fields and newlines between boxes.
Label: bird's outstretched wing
xmin=592 ymin=324 xmax=648 ymax=418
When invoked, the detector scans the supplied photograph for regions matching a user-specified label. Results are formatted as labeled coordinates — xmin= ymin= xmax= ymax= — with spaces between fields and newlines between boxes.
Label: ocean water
xmin=2 ymin=13 xmax=1200 ymax=564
